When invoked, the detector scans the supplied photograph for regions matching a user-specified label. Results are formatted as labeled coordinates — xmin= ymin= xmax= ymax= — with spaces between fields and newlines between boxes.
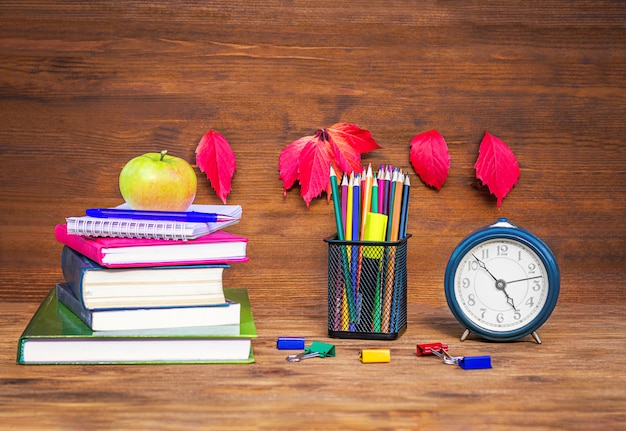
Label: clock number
xmin=528 ymin=263 xmax=536 ymax=274
xmin=462 ymin=278 xmax=470 ymax=288
xmin=480 ymin=308 xmax=486 ymax=318
xmin=481 ymin=248 xmax=489 ymax=260
xmin=514 ymin=311 xmax=521 ymax=320
xmin=496 ymin=312 xmax=504 ymax=323
xmin=497 ymin=244 xmax=508 ymax=256
xmin=467 ymin=260 xmax=479 ymax=271
xmin=526 ymin=297 xmax=535 ymax=307
xmin=532 ymin=280 xmax=541 ymax=291
xmin=468 ymin=294 xmax=476 ymax=307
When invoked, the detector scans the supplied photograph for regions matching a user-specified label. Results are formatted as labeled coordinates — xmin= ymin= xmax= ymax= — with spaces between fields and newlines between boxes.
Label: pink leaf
xmin=409 ymin=129 xmax=450 ymax=190
xmin=195 ymin=130 xmax=236 ymax=204
xmin=278 ymin=123 xmax=381 ymax=206
xmin=474 ymin=131 xmax=520 ymax=207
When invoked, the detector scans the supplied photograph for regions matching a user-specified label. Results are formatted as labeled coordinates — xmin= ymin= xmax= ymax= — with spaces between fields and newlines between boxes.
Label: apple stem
xmin=160 ymin=150 xmax=167 ymax=161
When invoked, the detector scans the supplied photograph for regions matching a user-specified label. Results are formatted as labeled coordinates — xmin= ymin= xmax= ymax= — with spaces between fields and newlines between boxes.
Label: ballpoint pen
xmin=85 ymin=208 xmax=238 ymax=223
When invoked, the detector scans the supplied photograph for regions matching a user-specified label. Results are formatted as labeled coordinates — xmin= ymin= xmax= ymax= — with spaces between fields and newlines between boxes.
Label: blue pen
xmin=85 ymin=208 xmax=238 ymax=223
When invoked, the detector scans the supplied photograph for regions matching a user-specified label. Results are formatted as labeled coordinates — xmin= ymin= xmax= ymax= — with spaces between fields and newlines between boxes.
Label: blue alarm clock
xmin=444 ymin=218 xmax=560 ymax=343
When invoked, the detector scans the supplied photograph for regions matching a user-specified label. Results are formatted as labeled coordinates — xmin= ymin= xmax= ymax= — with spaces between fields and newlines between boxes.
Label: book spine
xmin=67 ymin=218 xmax=192 ymax=241
xmin=55 ymin=224 xmax=107 ymax=266
xmin=56 ymin=284 xmax=94 ymax=328
xmin=61 ymin=246 xmax=88 ymax=305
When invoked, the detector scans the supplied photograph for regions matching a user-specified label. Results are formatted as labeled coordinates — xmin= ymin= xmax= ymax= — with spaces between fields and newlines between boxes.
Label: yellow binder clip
xmin=359 ymin=348 xmax=391 ymax=363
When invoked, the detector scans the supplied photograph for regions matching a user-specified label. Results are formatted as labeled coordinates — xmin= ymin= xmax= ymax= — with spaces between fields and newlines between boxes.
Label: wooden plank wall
xmin=0 ymin=1 xmax=624 ymax=307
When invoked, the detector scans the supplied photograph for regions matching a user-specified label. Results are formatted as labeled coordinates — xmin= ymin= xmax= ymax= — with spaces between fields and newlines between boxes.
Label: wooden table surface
xmin=1 ymin=301 xmax=625 ymax=430
xmin=1 ymin=1 xmax=624 ymax=429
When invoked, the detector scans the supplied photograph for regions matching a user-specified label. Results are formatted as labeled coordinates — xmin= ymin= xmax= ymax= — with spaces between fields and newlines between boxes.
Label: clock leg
xmin=460 ymin=328 xmax=471 ymax=341
xmin=531 ymin=331 xmax=542 ymax=344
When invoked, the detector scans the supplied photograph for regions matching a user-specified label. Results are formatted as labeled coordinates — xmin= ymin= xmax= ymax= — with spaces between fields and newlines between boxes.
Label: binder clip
xmin=417 ymin=342 xmax=492 ymax=370
xmin=359 ymin=348 xmax=391 ymax=363
xmin=286 ymin=341 xmax=336 ymax=362
xmin=276 ymin=337 xmax=305 ymax=350
xmin=416 ymin=342 xmax=448 ymax=357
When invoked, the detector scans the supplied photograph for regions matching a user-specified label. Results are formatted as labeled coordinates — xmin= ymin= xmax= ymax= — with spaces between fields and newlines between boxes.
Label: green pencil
xmin=330 ymin=165 xmax=345 ymax=240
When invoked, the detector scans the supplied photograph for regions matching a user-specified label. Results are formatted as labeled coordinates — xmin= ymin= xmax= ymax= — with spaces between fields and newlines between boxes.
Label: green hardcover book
xmin=17 ymin=288 xmax=257 ymax=365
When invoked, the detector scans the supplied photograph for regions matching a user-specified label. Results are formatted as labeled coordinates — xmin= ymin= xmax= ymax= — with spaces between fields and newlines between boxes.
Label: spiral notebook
xmin=66 ymin=204 xmax=242 ymax=241
xmin=55 ymin=224 xmax=249 ymax=268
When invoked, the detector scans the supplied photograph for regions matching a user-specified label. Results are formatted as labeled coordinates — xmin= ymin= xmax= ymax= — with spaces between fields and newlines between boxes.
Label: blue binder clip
xmin=431 ymin=347 xmax=492 ymax=370
xmin=276 ymin=337 xmax=306 ymax=350
xmin=458 ymin=355 xmax=492 ymax=370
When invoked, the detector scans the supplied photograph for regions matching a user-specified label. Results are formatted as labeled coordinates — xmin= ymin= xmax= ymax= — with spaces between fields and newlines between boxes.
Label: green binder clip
xmin=286 ymin=341 xmax=336 ymax=362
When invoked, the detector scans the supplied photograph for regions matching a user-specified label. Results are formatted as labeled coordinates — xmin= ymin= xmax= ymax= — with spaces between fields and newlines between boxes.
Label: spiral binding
xmin=67 ymin=218 xmax=191 ymax=241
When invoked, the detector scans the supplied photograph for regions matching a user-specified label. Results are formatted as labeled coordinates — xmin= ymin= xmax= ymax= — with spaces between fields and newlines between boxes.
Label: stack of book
xmin=17 ymin=204 xmax=256 ymax=365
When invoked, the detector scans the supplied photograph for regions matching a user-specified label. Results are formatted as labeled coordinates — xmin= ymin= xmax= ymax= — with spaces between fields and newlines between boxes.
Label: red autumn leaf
xmin=409 ymin=129 xmax=450 ymax=190
xmin=195 ymin=129 xmax=236 ymax=204
xmin=278 ymin=135 xmax=310 ymax=197
xmin=474 ymin=131 xmax=520 ymax=207
xmin=278 ymin=122 xmax=380 ymax=206
xmin=298 ymin=133 xmax=333 ymax=206
xmin=326 ymin=122 xmax=380 ymax=174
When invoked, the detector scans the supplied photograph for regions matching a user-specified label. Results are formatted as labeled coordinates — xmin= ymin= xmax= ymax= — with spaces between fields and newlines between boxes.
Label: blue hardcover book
xmin=61 ymin=246 xmax=229 ymax=309
xmin=56 ymin=283 xmax=241 ymax=331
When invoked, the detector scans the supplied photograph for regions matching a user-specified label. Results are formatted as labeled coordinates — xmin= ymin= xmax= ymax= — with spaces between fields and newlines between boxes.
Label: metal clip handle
xmin=286 ymin=351 xmax=320 ymax=362
xmin=431 ymin=348 xmax=461 ymax=365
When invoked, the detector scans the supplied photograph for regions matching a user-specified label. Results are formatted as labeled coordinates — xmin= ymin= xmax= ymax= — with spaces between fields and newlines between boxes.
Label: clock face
xmin=452 ymin=238 xmax=550 ymax=334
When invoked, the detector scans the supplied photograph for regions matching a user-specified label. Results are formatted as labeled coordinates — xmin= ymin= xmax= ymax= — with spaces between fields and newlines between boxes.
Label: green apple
xmin=119 ymin=150 xmax=197 ymax=211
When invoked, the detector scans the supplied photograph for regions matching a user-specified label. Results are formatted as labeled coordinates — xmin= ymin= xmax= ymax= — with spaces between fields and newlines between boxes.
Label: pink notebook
xmin=55 ymin=224 xmax=249 ymax=268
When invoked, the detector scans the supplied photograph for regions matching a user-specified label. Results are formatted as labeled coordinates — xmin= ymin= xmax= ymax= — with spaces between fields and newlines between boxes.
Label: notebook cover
xmin=17 ymin=287 xmax=257 ymax=365
xmin=55 ymin=224 xmax=249 ymax=268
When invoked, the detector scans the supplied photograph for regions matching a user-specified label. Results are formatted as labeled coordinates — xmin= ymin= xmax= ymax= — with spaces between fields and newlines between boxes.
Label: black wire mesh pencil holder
xmin=325 ymin=234 xmax=411 ymax=340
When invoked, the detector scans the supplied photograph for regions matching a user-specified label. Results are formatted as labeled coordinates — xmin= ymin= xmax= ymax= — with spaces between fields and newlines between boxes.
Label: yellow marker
xmin=364 ymin=212 xmax=388 ymax=242
xmin=359 ymin=348 xmax=391 ymax=363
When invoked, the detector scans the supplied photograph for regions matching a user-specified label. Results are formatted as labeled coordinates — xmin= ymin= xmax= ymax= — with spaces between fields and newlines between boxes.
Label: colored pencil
xmin=390 ymin=171 xmax=404 ymax=241
xmin=341 ymin=173 xmax=348 ymax=234
xmin=371 ymin=176 xmax=379 ymax=214
xmin=398 ymin=173 xmax=410 ymax=239
xmin=385 ymin=169 xmax=398 ymax=241
xmin=377 ymin=166 xmax=384 ymax=214
xmin=352 ymin=174 xmax=361 ymax=245
xmin=360 ymin=164 xmax=373 ymax=240
xmin=378 ymin=167 xmax=389 ymax=215
xmin=345 ymin=173 xmax=354 ymax=241
xmin=329 ymin=166 xmax=344 ymax=241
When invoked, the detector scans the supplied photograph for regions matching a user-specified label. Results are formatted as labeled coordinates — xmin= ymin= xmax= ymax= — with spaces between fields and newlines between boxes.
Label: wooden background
xmin=1 ymin=1 xmax=624 ymax=307
xmin=0 ymin=1 xmax=624 ymax=429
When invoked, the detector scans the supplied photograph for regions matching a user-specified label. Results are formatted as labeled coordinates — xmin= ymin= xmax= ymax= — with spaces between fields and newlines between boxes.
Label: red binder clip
xmin=416 ymin=342 xmax=448 ymax=356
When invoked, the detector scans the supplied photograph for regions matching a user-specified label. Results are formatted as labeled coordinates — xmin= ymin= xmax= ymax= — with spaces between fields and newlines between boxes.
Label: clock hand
xmin=472 ymin=255 xmax=498 ymax=281
xmin=501 ymin=288 xmax=518 ymax=311
xmin=506 ymin=275 xmax=543 ymax=284
xmin=473 ymin=255 xmax=518 ymax=311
